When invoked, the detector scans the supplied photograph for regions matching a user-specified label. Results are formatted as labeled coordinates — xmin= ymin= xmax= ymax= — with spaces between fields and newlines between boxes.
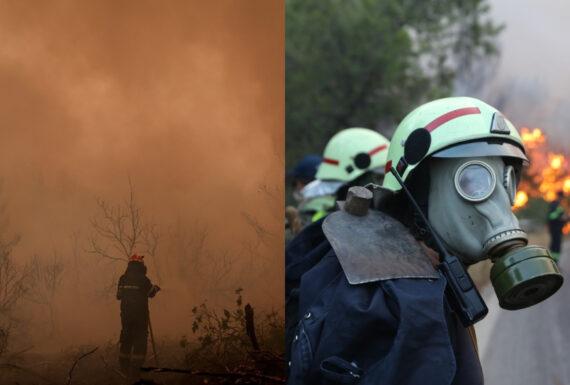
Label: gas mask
xmin=428 ymin=156 xmax=563 ymax=310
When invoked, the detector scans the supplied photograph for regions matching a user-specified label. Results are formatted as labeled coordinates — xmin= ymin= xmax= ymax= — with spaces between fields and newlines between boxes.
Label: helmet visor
xmin=432 ymin=140 xmax=528 ymax=165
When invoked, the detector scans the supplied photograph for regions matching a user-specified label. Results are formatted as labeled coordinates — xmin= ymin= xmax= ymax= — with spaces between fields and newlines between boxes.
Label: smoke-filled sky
xmin=463 ymin=0 xmax=570 ymax=149
xmin=0 ymin=0 xmax=283 ymax=348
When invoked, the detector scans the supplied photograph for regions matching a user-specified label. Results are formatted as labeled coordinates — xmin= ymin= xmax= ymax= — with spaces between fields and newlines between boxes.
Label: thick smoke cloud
xmin=0 ymin=0 xmax=283 ymax=350
xmin=459 ymin=0 xmax=570 ymax=149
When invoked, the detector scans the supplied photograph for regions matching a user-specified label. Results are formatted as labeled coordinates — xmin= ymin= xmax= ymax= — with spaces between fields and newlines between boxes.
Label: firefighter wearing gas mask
xmin=382 ymin=96 xmax=563 ymax=310
xmin=286 ymin=97 xmax=563 ymax=385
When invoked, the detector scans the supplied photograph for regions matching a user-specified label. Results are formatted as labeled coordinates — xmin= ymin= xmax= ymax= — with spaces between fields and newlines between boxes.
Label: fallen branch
xmin=141 ymin=367 xmax=285 ymax=384
xmin=67 ymin=346 xmax=99 ymax=385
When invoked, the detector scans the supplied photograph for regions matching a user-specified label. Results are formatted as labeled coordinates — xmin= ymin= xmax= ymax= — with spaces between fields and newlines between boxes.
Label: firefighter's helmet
xmin=316 ymin=128 xmax=390 ymax=182
xmin=382 ymin=96 xmax=528 ymax=191
xmin=129 ymin=254 xmax=144 ymax=263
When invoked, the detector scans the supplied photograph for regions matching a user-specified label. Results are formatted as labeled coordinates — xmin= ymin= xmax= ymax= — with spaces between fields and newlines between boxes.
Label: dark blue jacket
xmin=286 ymin=220 xmax=483 ymax=385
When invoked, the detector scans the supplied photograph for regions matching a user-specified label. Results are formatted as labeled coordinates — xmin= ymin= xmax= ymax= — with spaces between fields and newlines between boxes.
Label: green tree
xmin=286 ymin=0 xmax=502 ymax=167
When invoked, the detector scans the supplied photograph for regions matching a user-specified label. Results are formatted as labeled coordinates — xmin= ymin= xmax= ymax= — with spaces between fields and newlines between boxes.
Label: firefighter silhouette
xmin=116 ymin=254 xmax=160 ymax=376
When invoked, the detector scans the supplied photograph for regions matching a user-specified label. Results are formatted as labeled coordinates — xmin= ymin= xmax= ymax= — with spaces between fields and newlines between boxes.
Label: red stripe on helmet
xmin=425 ymin=107 xmax=481 ymax=132
xmin=368 ymin=144 xmax=388 ymax=156
xmin=322 ymin=158 xmax=339 ymax=165
xmin=385 ymin=160 xmax=393 ymax=174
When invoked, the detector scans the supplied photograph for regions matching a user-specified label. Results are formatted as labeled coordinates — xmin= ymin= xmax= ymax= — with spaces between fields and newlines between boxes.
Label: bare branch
xmin=67 ymin=346 xmax=99 ymax=385
xmin=87 ymin=180 xmax=161 ymax=290
xmin=25 ymin=253 xmax=64 ymax=335
xmin=241 ymin=212 xmax=275 ymax=244
xmin=86 ymin=239 xmax=127 ymax=262
xmin=88 ymin=181 xmax=158 ymax=262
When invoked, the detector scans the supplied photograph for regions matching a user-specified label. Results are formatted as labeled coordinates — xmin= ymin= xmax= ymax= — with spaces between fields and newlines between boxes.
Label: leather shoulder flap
xmin=322 ymin=209 xmax=439 ymax=285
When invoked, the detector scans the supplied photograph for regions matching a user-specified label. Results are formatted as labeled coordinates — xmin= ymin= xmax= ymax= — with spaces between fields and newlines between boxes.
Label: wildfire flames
xmin=513 ymin=190 xmax=529 ymax=209
xmin=515 ymin=127 xmax=570 ymax=233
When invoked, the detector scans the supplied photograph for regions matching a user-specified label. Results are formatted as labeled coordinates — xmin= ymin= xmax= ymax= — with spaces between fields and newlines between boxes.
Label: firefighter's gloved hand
xmin=148 ymin=285 xmax=161 ymax=297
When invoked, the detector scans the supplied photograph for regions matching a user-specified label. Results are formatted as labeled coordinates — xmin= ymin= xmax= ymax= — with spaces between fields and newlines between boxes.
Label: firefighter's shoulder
xmin=322 ymin=186 xmax=438 ymax=285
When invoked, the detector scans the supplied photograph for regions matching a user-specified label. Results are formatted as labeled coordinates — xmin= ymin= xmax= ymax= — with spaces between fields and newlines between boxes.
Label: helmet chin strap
xmin=390 ymin=167 xmax=488 ymax=327
xmin=390 ymin=167 xmax=449 ymax=261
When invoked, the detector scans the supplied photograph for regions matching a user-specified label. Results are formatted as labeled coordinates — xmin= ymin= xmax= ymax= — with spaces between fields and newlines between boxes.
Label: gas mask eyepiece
xmin=454 ymin=160 xmax=496 ymax=202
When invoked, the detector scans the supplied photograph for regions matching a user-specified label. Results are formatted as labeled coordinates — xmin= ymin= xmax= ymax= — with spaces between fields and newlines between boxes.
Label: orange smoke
xmin=0 ymin=0 xmax=284 ymax=350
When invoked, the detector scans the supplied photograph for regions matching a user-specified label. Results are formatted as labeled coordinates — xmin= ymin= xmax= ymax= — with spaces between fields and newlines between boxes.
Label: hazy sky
xmin=467 ymin=0 xmax=570 ymax=149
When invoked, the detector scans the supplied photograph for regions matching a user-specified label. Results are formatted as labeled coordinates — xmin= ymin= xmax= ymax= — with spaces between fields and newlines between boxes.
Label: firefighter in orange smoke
xmin=116 ymin=254 xmax=160 ymax=376
xmin=548 ymin=191 xmax=568 ymax=262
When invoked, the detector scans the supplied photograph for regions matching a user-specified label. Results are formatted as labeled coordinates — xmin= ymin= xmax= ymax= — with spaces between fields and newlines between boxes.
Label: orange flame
xmin=520 ymin=127 xmax=545 ymax=148
xmin=516 ymin=127 xmax=570 ymax=233
xmin=550 ymin=154 xmax=564 ymax=171
xmin=513 ymin=191 xmax=529 ymax=210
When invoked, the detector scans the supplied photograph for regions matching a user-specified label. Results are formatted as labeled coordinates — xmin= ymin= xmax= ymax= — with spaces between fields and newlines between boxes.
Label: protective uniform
xmin=117 ymin=255 xmax=160 ymax=376
xmin=547 ymin=192 xmax=567 ymax=262
xmin=286 ymin=203 xmax=481 ymax=385
xmin=286 ymin=97 xmax=563 ymax=385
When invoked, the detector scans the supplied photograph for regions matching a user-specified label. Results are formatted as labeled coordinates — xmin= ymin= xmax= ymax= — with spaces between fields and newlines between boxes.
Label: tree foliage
xmin=286 ymin=0 xmax=503 ymax=166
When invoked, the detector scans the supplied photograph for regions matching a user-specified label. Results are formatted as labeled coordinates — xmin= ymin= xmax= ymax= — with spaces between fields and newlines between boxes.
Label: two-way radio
xmin=390 ymin=167 xmax=488 ymax=327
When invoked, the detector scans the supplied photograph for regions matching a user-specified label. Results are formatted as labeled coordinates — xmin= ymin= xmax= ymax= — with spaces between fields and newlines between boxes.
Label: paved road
xmin=475 ymin=246 xmax=570 ymax=385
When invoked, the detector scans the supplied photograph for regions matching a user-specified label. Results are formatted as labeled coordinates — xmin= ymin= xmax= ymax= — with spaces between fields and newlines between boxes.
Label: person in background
xmin=286 ymin=155 xmax=322 ymax=240
xmin=288 ymin=154 xmax=322 ymax=203
xmin=116 ymin=254 xmax=161 ymax=378
xmin=548 ymin=190 xmax=568 ymax=262
xmin=300 ymin=127 xmax=390 ymax=221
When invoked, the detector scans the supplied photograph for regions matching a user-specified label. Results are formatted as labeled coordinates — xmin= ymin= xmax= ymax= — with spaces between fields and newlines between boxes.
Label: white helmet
xmin=316 ymin=127 xmax=390 ymax=182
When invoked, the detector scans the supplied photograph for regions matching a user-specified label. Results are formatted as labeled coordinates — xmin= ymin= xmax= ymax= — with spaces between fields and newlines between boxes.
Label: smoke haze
xmin=461 ymin=0 xmax=570 ymax=148
xmin=0 ymin=0 xmax=283 ymax=350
